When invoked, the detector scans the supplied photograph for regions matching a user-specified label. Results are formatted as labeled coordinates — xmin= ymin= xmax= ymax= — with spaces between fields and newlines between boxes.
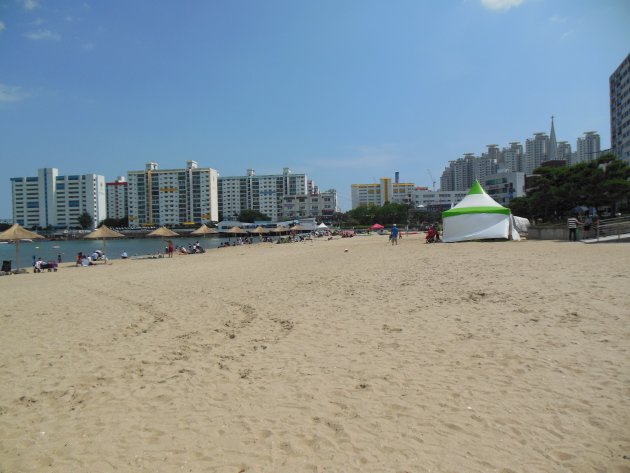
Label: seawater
xmin=0 ymin=236 xmax=257 ymax=269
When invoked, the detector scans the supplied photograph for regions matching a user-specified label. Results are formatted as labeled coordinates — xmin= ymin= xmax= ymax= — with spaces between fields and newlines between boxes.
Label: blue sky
xmin=1 ymin=0 xmax=629 ymax=218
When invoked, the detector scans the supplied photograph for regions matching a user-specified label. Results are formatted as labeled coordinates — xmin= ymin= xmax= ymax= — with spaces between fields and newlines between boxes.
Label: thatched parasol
xmin=0 ymin=224 xmax=45 ymax=272
xmin=289 ymin=224 xmax=309 ymax=232
xmin=250 ymin=226 xmax=269 ymax=234
xmin=190 ymin=224 xmax=218 ymax=236
xmin=83 ymin=225 xmax=126 ymax=263
xmin=270 ymin=225 xmax=289 ymax=235
xmin=147 ymin=226 xmax=180 ymax=238
xmin=147 ymin=227 xmax=180 ymax=255
xmin=226 ymin=226 xmax=247 ymax=235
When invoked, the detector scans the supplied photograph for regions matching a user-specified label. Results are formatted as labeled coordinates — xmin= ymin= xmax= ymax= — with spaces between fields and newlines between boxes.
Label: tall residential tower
xmin=610 ymin=52 xmax=630 ymax=162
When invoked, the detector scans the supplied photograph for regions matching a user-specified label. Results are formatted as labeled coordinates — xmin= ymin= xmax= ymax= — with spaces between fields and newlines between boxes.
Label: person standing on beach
xmin=168 ymin=240 xmax=174 ymax=258
xmin=390 ymin=224 xmax=399 ymax=245
xmin=567 ymin=216 xmax=581 ymax=241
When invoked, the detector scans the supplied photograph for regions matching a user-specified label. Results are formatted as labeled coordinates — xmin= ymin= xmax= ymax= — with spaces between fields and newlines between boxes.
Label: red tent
xmin=370 ymin=223 xmax=384 ymax=230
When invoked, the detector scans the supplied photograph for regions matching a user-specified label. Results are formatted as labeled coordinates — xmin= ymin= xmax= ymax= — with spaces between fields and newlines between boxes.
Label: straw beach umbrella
xmin=271 ymin=225 xmax=289 ymax=234
xmin=147 ymin=226 xmax=180 ymax=255
xmin=190 ymin=224 xmax=218 ymax=237
xmin=0 ymin=223 xmax=45 ymax=272
xmin=83 ymin=225 xmax=126 ymax=263
xmin=226 ymin=226 xmax=247 ymax=235
xmin=289 ymin=224 xmax=309 ymax=233
xmin=250 ymin=226 xmax=269 ymax=241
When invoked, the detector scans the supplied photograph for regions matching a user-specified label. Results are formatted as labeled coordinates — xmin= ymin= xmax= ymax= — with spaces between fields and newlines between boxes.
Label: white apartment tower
xmin=11 ymin=168 xmax=106 ymax=229
xmin=557 ymin=141 xmax=573 ymax=163
xmin=576 ymin=132 xmax=601 ymax=163
xmin=524 ymin=132 xmax=548 ymax=174
xmin=218 ymin=168 xmax=308 ymax=222
xmin=106 ymin=176 xmax=128 ymax=220
xmin=501 ymin=142 xmax=523 ymax=172
xmin=127 ymin=161 xmax=219 ymax=227
xmin=610 ymin=52 xmax=630 ymax=162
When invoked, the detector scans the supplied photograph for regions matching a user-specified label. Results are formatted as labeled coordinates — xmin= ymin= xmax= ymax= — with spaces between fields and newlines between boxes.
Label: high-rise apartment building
xmin=557 ymin=141 xmax=573 ymax=164
xmin=127 ymin=161 xmax=219 ymax=227
xmin=610 ymin=52 xmax=630 ymax=162
xmin=524 ymin=132 xmax=548 ymax=174
xmin=501 ymin=142 xmax=523 ymax=172
xmin=218 ymin=168 xmax=308 ymax=222
xmin=106 ymin=176 xmax=128 ymax=221
xmin=576 ymin=132 xmax=601 ymax=163
xmin=439 ymin=153 xmax=497 ymax=192
xmin=10 ymin=168 xmax=106 ymax=229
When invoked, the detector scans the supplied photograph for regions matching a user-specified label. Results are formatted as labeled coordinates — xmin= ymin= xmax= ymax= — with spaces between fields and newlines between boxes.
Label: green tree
xmin=100 ymin=216 xmax=128 ymax=228
xmin=77 ymin=211 xmax=94 ymax=229
xmin=237 ymin=209 xmax=270 ymax=223
xmin=509 ymin=153 xmax=630 ymax=221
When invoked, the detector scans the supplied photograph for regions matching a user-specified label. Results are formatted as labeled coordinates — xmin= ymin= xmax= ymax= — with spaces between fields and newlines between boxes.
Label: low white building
xmin=480 ymin=171 xmax=526 ymax=205
xmin=282 ymin=189 xmax=338 ymax=220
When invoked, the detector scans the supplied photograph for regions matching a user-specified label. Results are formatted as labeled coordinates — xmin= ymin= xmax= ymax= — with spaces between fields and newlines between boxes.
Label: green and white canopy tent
xmin=442 ymin=180 xmax=520 ymax=243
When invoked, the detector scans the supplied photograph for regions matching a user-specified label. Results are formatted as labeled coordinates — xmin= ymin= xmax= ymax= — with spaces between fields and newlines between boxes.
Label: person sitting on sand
xmin=121 ymin=251 xmax=128 ymax=259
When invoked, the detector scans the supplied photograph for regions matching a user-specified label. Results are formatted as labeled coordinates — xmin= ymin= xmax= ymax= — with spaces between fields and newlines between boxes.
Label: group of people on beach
xmin=75 ymin=250 xmax=106 ymax=266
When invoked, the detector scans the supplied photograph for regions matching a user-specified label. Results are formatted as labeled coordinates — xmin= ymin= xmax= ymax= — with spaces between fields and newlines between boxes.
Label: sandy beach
xmin=1 ymin=235 xmax=629 ymax=472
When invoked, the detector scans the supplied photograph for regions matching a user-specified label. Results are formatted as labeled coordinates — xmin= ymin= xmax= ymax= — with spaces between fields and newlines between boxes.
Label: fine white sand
xmin=1 ymin=236 xmax=629 ymax=472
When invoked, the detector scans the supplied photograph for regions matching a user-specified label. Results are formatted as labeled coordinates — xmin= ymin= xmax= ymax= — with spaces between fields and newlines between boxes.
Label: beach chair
xmin=1 ymin=260 xmax=11 ymax=273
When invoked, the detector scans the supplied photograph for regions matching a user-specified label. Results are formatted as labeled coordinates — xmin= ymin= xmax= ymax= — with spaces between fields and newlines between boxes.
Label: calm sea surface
xmin=0 ymin=236 xmax=258 ymax=269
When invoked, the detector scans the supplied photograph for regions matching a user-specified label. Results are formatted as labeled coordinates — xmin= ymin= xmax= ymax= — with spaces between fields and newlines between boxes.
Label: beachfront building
xmin=576 ymin=132 xmax=601 ymax=164
xmin=610 ymin=52 xmax=630 ymax=163
xmin=410 ymin=190 xmax=468 ymax=211
xmin=106 ymin=176 xmax=128 ymax=220
xmin=480 ymin=171 xmax=526 ymax=206
xmin=351 ymin=178 xmax=417 ymax=208
xmin=350 ymin=174 xmax=468 ymax=211
xmin=218 ymin=168 xmax=308 ymax=222
xmin=10 ymin=167 xmax=106 ymax=229
xmin=127 ymin=161 xmax=219 ymax=227
xmin=281 ymin=189 xmax=338 ymax=220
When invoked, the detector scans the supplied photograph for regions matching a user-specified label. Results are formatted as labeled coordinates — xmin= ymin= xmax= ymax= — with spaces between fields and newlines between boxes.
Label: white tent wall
xmin=443 ymin=213 xmax=511 ymax=243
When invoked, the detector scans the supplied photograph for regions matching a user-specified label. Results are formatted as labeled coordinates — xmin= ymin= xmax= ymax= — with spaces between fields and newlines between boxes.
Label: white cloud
xmin=480 ymin=0 xmax=525 ymax=11
xmin=21 ymin=0 xmax=40 ymax=11
xmin=0 ymin=21 xmax=5 ymax=32
xmin=30 ymin=17 xmax=44 ymax=25
xmin=0 ymin=83 xmax=30 ymax=103
xmin=24 ymin=29 xmax=60 ymax=40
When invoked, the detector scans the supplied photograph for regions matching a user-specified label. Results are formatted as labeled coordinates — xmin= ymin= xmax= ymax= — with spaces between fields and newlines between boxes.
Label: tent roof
xmin=442 ymin=180 xmax=510 ymax=217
